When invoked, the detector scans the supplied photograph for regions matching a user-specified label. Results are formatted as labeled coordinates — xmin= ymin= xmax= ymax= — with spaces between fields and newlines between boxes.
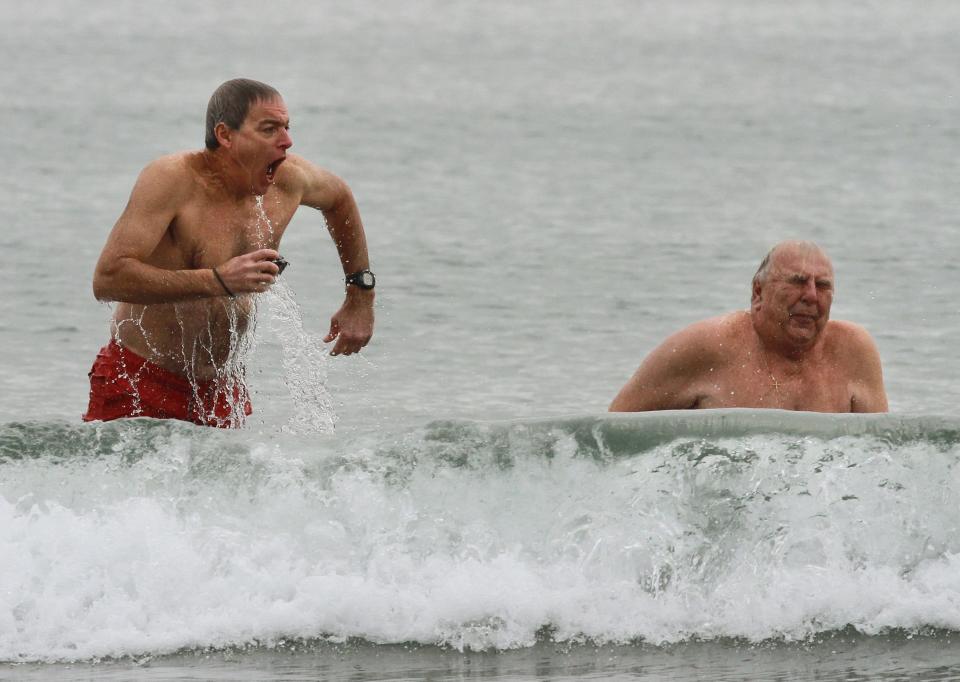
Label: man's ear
xmin=214 ymin=122 xmax=233 ymax=148
xmin=751 ymin=278 xmax=763 ymax=308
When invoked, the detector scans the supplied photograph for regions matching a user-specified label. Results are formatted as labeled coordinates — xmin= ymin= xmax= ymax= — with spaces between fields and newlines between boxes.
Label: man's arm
xmin=93 ymin=156 xmax=278 ymax=304
xmin=296 ymin=157 xmax=374 ymax=356
xmin=840 ymin=322 xmax=889 ymax=413
xmin=608 ymin=322 xmax=717 ymax=411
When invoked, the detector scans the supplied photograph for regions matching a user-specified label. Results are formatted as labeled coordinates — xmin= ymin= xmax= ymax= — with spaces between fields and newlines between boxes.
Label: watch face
xmin=348 ymin=270 xmax=375 ymax=289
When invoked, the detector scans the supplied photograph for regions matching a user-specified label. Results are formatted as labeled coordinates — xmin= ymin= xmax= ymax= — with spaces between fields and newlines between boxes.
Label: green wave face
xmin=3 ymin=410 xmax=960 ymax=662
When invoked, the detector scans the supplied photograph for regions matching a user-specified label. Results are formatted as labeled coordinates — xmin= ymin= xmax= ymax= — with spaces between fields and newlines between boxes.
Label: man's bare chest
xmin=701 ymin=362 xmax=853 ymax=411
xmin=168 ymin=193 xmax=299 ymax=269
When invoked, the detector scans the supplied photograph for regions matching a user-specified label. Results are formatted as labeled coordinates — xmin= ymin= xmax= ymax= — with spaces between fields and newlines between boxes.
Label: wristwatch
xmin=345 ymin=269 xmax=376 ymax=290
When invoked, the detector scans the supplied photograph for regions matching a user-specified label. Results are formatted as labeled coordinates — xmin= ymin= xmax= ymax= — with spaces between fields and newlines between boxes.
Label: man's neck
xmin=200 ymin=149 xmax=254 ymax=200
xmin=751 ymin=317 xmax=821 ymax=368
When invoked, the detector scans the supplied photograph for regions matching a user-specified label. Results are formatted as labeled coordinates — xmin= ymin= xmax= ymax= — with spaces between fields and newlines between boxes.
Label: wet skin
xmin=95 ymin=96 xmax=374 ymax=380
xmin=609 ymin=243 xmax=887 ymax=413
xmin=110 ymin=169 xmax=296 ymax=379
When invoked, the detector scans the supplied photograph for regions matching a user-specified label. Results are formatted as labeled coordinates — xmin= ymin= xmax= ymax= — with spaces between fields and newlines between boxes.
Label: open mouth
xmin=265 ymin=157 xmax=285 ymax=182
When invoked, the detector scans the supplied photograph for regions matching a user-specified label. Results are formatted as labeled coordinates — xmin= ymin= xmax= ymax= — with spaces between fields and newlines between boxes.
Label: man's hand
xmin=324 ymin=290 xmax=374 ymax=356
xmin=215 ymin=249 xmax=282 ymax=296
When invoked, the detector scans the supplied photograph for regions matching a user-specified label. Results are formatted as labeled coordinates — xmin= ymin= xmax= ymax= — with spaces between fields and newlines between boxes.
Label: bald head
xmin=750 ymin=240 xmax=836 ymax=351
xmin=753 ymin=241 xmax=834 ymax=290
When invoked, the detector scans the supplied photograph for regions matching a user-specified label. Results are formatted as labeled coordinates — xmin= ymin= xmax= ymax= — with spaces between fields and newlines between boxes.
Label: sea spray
xmin=3 ymin=413 xmax=960 ymax=662
xmin=258 ymin=280 xmax=337 ymax=433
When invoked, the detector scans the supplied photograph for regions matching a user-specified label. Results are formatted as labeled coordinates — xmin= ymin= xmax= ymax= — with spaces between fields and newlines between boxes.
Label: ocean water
xmin=5 ymin=413 xmax=960 ymax=680
xmin=2 ymin=0 xmax=959 ymax=679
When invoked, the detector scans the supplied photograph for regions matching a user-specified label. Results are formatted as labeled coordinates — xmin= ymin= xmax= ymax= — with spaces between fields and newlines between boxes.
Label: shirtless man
xmin=83 ymin=78 xmax=375 ymax=427
xmin=609 ymin=241 xmax=887 ymax=413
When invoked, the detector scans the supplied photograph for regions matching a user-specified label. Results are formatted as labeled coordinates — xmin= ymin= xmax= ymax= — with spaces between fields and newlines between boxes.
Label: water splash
xmin=174 ymin=297 xmax=257 ymax=428
xmin=253 ymin=195 xmax=276 ymax=245
xmin=4 ymin=414 xmax=960 ymax=661
xmin=87 ymin=191 xmax=338 ymax=430
xmin=259 ymin=280 xmax=337 ymax=433
xmin=99 ymin=281 xmax=335 ymax=432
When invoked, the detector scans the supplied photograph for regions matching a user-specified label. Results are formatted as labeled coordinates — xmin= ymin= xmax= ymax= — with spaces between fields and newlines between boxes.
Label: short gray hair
xmin=205 ymin=78 xmax=281 ymax=150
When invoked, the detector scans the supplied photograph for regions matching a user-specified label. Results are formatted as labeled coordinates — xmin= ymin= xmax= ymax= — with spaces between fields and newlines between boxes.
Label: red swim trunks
xmin=82 ymin=340 xmax=252 ymax=428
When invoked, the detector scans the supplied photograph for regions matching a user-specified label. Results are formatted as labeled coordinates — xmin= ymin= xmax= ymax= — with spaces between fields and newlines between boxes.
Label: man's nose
xmin=278 ymin=128 xmax=293 ymax=149
xmin=800 ymin=279 xmax=818 ymax=301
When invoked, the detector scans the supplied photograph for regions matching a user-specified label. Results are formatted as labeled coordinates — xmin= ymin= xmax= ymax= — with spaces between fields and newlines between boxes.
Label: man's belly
xmin=111 ymin=298 xmax=255 ymax=381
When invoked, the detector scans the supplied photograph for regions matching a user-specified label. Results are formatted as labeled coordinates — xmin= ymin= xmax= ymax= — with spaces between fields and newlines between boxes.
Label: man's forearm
xmin=93 ymin=257 xmax=222 ymax=304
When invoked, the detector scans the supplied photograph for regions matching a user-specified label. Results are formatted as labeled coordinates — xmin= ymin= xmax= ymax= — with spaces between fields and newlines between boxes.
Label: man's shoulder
xmin=120 ymin=152 xmax=209 ymax=213
xmin=825 ymin=319 xmax=878 ymax=348
xmin=268 ymin=153 xmax=310 ymax=191
xmin=135 ymin=152 xmax=202 ymax=189
xmin=658 ymin=311 xmax=750 ymax=362
xmin=278 ymin=153 xmax=337 ymax=184
xmin=824 ymin=319 xmax=883 ymax=369
xmin=142 ymin=151 xmax=198 ymax=172
xmin=282 ymin=152 xmax=311 ymax=170
xmin=276 ymin=154 xmax=349 ymax=208
xmin=683 ymin=311 xmax=752 ymax=345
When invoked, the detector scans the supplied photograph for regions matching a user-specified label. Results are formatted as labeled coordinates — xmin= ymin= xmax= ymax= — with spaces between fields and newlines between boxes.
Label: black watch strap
xmin=345 ymin=269 xmax=376 ymax=290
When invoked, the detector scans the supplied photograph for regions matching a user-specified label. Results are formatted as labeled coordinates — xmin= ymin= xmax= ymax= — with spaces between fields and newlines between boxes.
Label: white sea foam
xmin=2 ymin=416 xmax=960 ymax=662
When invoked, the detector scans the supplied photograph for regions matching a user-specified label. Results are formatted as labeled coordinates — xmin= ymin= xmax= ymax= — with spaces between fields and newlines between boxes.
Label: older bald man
xmin=609 ymin=241 xmax=888 ymax=413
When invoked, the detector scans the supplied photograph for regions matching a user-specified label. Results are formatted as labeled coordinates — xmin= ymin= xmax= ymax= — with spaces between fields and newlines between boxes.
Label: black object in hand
xmin=272 ymin=257 xmax=289 ymax=275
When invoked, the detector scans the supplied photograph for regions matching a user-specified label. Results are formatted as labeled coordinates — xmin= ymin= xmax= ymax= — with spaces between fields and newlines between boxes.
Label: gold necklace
xmin=756 ymin=348 xmax=783 ymax=404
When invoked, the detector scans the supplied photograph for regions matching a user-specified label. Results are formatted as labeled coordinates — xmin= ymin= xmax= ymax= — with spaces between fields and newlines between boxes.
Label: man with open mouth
xmin=83 ymin=78 xmax=376 ymax=427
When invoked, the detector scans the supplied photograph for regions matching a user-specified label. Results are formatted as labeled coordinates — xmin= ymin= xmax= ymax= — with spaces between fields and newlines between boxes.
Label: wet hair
xmin=205 ymin=78 xmax=281 ymax=150
xmin=753 ymin=250 xmax=775 ymax=286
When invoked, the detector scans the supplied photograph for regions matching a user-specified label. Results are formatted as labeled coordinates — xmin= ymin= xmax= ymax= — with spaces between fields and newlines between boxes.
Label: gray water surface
xmin=2 ymin=0 xmax=957 ymax=429
xmin=2 ymin=1 xmax=959 ymax=678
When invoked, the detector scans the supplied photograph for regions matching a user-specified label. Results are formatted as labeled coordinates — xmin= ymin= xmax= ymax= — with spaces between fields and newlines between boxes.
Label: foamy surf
xmin=2 ymin=412 xmax=959 ymax=663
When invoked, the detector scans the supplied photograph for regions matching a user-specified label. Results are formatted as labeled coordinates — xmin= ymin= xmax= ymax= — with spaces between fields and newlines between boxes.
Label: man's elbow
xmin=92 ymin=262 xmax=122 ymax=302
xmin=851 ymin=387 xmax=889 ymax=413
xmin=609 ymin=389 xmax=648 ymax=412
xmin=92 ymin=282 xmax=114 ymax=302
xmin=608 ymin=397 xmax=630 ymax=412
xmin=323 ymin=180 xmax=357 ymax=220
xmin=865 ymin=391 xmax=890 ymax=413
